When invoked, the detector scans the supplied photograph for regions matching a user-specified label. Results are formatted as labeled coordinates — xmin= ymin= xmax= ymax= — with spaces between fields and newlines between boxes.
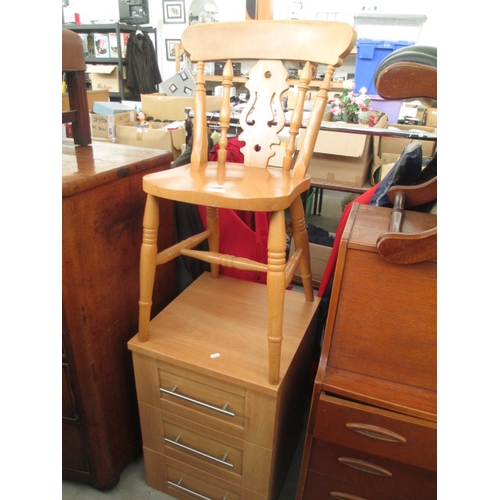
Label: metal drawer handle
xmin=168 ymin=478 xmax=227 ymax=500
xmin=338 ymin=457 xmax=392 ymax=477
xmin=330 ymin=492 xmax=367 ymax=500
xmin=346 ymin=423 xmax=406 ymax=443
xmin=165 ymin=435 xmax=234 ymax=468
xmin=160 ymin=385 xmax=235 ymax=417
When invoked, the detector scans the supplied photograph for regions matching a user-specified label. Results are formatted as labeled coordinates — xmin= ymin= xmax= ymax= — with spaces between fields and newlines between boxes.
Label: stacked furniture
xmin=127 ymin=19 xmax=356 ymax=499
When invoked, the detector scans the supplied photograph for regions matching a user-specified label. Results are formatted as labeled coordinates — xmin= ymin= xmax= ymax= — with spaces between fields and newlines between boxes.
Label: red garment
xmin=197 ymin=206 xmax=271 ymax=284
xmin=201 ymin=137 xmax=270 ymax=284
xmin=317 ymin=184 xmax=379 ymax=297
xmin=209 ymin=138 xmax=246 ymax=163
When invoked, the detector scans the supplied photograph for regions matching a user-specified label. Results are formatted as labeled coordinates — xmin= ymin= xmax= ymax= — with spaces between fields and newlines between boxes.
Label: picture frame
xmin=163 ymin=0 xmax=186 ymax=24
xmin=165 ymin=39 xmax=181 ymax=61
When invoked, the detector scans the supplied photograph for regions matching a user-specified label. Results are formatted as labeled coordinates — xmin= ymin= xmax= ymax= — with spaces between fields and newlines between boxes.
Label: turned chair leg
xmin=289 ymin=196 xmax=314 ymax=302
xmin=138 ymin=194 xmax=160 ymax=342
xmin=267 ymin=209 xmax=287 ymax=385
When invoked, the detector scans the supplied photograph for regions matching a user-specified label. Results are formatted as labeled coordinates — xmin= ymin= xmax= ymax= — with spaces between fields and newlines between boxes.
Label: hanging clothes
xmin=126 ymin=32 xmax=162 ymax=95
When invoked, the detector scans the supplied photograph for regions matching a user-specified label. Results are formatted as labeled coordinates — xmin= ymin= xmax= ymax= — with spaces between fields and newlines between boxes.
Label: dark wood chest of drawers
xmin=297 ymin=203 xmax=437 ymax=500
xmin=62 ymin=140 xmax=178 ymax=489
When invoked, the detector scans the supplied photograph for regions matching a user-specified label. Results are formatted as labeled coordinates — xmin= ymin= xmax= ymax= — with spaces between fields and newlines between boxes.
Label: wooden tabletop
xmin=62 ymin=139 xmax=174 ymax=198
xmin=128 ymin=272 xmax=321 ymax=395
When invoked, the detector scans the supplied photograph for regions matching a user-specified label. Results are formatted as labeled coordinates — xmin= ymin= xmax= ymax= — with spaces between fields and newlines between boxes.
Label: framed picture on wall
xmin=166 ymin=39 xmax=181 ymax=61
xmin=163 ymin=0 xmax=185 ymax=24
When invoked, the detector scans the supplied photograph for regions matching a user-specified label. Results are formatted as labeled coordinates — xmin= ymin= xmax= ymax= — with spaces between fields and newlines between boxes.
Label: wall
xmin=65 ymin=0 xmax=437 ymax=85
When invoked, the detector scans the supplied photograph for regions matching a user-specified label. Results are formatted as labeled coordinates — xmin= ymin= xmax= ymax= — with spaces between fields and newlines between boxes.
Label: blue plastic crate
xmin=354 ymin=39 xmax=414 ymax=95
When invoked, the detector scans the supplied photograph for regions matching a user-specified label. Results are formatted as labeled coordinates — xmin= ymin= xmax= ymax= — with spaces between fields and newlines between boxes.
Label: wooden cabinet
xmin=128 ymin=272 xmax=321 ymax=499
xmin=297 ymin=203 xmax=437 ymax=499
xmin=62 ymin=140 xmax=178 ymax=489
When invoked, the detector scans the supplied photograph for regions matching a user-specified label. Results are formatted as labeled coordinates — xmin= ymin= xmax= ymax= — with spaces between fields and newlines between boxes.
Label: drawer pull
xmin=346 ymin=423 xmax=406 ymax=443
xmin=330 ymin=492 xmax=366 ymax=500
xmin=338 ymin=457 xmax=392 ymax=477
xmin=168 ymin=478 xmax=227 ymax=500
xmin=160 ymin=385 xmax=235 ymax=417
xmin=165 ymin=435 xmax=234 ymax=468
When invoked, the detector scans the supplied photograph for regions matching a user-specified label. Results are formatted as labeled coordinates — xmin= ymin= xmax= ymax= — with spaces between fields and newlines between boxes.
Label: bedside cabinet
xmin=297 ymin=203 xmax=437 ymax=500
xmin=129 ymin=272 xmax=321 ymax=499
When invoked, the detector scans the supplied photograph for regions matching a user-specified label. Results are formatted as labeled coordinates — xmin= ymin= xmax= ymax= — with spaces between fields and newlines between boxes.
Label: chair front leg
xmin=138 ymin=194 xmax=160 ymax=342
xmin=289 ymin=195 xmax=314 ymax=301
xmin=267 ymin=209 xmax=287 ymax=385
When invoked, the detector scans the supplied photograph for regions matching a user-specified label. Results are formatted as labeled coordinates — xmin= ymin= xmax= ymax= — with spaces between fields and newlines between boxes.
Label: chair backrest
xmin=373 ymin=45 xmax=438 ymax=264
xmin=62 ymin=29 xmax=92 ymax=146
xmin=181 ymin=21 xmax=356 ymax=176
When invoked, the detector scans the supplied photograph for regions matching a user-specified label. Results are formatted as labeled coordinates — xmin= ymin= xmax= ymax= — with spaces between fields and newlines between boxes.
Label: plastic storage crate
xmin=367 ymin=94 xmax=402 ymax=124
xmin=354 ymin=39 xmax=414 ymax=95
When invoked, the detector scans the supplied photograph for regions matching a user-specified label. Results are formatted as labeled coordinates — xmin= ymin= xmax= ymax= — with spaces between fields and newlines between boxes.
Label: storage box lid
xmin=93 ymin=101 xmax=135 ymax=115
xmin=356 ymin=39 xmax=414 ymax=59
xmin=86 ymin=64 xmax=117 ymax=75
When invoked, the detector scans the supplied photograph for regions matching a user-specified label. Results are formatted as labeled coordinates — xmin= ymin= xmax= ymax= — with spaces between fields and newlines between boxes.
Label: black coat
xmin=126 ymin=32 xmax=162 ymax=95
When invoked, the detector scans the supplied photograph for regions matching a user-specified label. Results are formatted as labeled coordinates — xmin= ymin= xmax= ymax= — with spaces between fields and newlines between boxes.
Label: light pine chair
xmin=137 ymin=20 xmax=356 ymax=384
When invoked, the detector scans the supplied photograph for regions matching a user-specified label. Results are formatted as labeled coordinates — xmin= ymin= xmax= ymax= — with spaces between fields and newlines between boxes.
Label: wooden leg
xmin=206 ymin=206 xmax=220 ymax=279
xmin=138 ymin=194 xmax=159 ymax=342
xmin=66 ymin=70 xmax=92 ymax=146
xmin=267 ymin=209 xmax=287 ymax=385
xmin=289 ymin=196 xmax=314 ymax=302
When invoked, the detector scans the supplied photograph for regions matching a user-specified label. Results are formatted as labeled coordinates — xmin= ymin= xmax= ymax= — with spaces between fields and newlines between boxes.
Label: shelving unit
xmin=63 ymin=23 xmax=157 ymax=101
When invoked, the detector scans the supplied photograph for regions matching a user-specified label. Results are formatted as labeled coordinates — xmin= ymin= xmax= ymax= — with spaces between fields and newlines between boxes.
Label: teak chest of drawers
xmin=297 ymin=203 xmax=437 ymax=500
xmin=62 ymin=140 xmax=177 ymax=489
xmin=128 ymin=272 xmax=321 ymax=500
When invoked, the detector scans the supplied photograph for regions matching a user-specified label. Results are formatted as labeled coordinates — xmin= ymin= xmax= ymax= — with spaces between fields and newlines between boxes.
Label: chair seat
xmin=143 ymin=162 xmax=311 ymax=211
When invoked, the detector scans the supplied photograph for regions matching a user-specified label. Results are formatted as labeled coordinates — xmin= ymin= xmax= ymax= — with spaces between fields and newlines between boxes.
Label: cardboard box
xmin=90 ymin=110 xmax=137 ymax=139
xmin=398 ymin=101 xmax=427 ymax=125
xmin=93 ymin=101 xmax=135 ymax=115
xmin=370 ymin=123 xmax=437 ymax=185
xmin=86 ymin=64 xmax=127 ymax=93
xmin=290 ymin=240 xmax=332 ymax=288
xmin=115 ymin=122 xmax=186 ymax=159
xmin=141 ymin=94 xmax=223 ymax=121
xmin=62 ymin=90 xmax=109 ymax=112
xmin=426 ymin=107 xmax=438 ymax=127
xmin=302 ymin=113 xmax=388 ymax=188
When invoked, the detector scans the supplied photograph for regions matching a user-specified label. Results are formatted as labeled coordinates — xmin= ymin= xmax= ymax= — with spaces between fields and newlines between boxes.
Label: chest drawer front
xmin=143 ymin=447 xmax=242 ymax=499
xmin=314 ymin=394 xmax=436 ymax=470
xmin=158 ymin=363 xmax=246 ymax=437
xmin=303 ymin=469 xmax=396 ymax=500
xmin=167 ymin=461 xmax=241 ymax=500
xmin=308 ymin=438 xmax=436 ymax=500
xmin=163 ymin=411 xmax=244 ymax=482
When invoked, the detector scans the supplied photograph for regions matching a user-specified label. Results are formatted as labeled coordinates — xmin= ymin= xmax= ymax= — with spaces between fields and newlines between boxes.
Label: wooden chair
xmin=62 ymin=29 xmax=92 ymax=146
xmin=137 ymin=20 xmax=356 ymax=384
xmin=374 ymin=45 xmax=437 ymax=264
